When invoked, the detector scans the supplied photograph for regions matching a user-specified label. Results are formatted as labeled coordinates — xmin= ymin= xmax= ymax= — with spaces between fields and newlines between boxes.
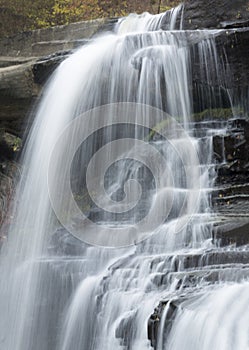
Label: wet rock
xmin=161 ymin=2 xmax=249 ymax=104
xmin=148 ymin=246 xmax=249 ymax=348
xmin=191 ymin=29 xmax=249 ymax=110
xmin=0 ymin=58 xmax=39 ymax=136
xmin=214 ymin=219 xmax=249 ymax=246
xmin=0 ymin=18 xmax=118 ymax=137
xmin=182 ymin=0 xmax=249 ymax=30
xmin=0 ymin=18 xmax=116 ymax=57
xmin=48 ymin=228 xmax=87 ymax=256
xmin=211 ymin=116 xmax=249 ymax=246
xmin=32 ymin=51 xmax=72 ymax=85
xmin=0 ymin=60 xmax=39 ymax=99
xmin=215 ymin=29 xmax=249 ymax=92
xmin=148 ymin=299 xmax=181 ymax=348
xmin=0 ymin=160 xmax=20 ymax=243
xmin=0 ymin=132 xmax=21 ymax=241
xmin=115 ymin=312 xmax=136 ymax=347
xmin=213 ymin=119 xmax=249 ymax=173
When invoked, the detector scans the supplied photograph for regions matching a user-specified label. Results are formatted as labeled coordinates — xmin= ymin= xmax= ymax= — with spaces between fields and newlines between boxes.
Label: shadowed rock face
xmin=183 ymin=0 xmax=249 ymax=29
xmin=212 ymin=29 xmax=249 ymax=112
xmin=161 ymin=0 xmax=249 ymax=108
xmin=148 ymin=117 xmax=249 ymax=349
xmin=0 ymin=18 xmax=119 ymax=229
xmin=164 ymin=0 xmax=249 ymax=30
xmin=0 ymin=18 xmax=118 ymax=137
xmin=148 ymin=3 xmax=249 ymax=344
xmin=0 ymin=132 xmax=21 ymax=245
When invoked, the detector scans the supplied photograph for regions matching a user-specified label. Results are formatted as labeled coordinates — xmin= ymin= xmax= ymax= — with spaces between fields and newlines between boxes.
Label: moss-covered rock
xmin=192 ymin=108 xmax=235 ymax=122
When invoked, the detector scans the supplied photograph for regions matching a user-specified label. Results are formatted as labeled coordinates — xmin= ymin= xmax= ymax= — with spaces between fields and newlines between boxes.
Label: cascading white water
xmin=166 ymin=283 xmax=249 ymax=350
xmin=0 ymin=4 xmax=248 ymax=350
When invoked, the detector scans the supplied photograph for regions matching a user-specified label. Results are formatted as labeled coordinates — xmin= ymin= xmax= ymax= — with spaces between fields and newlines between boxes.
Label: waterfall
xmin=0 ymin=4 xmax=248 ymax=350
xmin=166 ymin=282 xmax=249 ymax=350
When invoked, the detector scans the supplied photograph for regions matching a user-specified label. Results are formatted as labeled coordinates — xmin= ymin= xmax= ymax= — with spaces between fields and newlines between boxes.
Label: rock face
xmin=147 ymin=248 xmax=249 ymax=348
xmin=147 ymin=116 xmax=249 ymax=349
xmin=0 ymin=18 xmax=118 ymax=230
xmin=179 ymin=0 xmax=249 ymax=30
xmin=149 ymin=26 xmax=249 ymax=350
xmin=203 ymin=29 xmax=249 ymax=112
xmin=161 ymin=0 xmax=249 ymax=103
xmin=152 ymin=2 xmax=249 ymax=345
xmin=0 ymin=132 xmax=21 ymax=245
xmin=148 ymin=116 xmax=249 ymax=348
xmin=0 ymin=18 xmax=118 ymax=137
xmin=0 ymin=18 xmax=116 ymax=57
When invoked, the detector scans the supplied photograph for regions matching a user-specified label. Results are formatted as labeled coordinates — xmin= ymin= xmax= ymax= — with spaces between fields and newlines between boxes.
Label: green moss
xmin=73 ymin=189 xmax=99 ymax=213
xmin=192 ymin=108 xmax=235 ymax=122
xmin=147 ymin=107 xmax=247 ymax=141
xmin=147 ymin=118 xmax=172 ymax=140
xmin=3 ymin=132 xmax=22 ymax=152
xmin=145 ymin=106 xmax=247 ymax=141
xmin=160 ymin=6 xmax=172 ymax=12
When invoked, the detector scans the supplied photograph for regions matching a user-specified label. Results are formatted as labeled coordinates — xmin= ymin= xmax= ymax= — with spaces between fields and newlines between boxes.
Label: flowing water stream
xmin=0 ymin=5 xmax=248 ymax=350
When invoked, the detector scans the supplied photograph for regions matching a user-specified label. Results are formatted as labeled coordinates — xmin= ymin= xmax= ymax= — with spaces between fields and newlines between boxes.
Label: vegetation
xmin=0 ymin=0 xmax=180 ymax=38
xmin=192 ymin=108 xmax=236 ymax=122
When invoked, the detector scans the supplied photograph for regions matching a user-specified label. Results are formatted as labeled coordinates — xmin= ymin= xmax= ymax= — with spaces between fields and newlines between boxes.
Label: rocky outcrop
xmin=212 ymin=118 xmax=249 ymax=246
xmin=148 ymin=245 xmax=249 ymax=348
xmin=0 ymin=18 xmax=118 ymax=230
xmin=147 ymin=115 xmax=249 ymax=348
xmin=0 ymin=132 xmax=21 ymax=245
xmin=196 ymin=29 xmax=249 ymax=108
xmin=172 ymin=0 xmax=249 ymax=30
xmin=147 ymin=113 xmax=249 ymax=348
xmin=0 ymin=18 xmax=117 ymax=57
xmin=0 ymin=18 xmax=118 ymax=137
xmin=161 ymin=0 xmax=249 ymax=106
